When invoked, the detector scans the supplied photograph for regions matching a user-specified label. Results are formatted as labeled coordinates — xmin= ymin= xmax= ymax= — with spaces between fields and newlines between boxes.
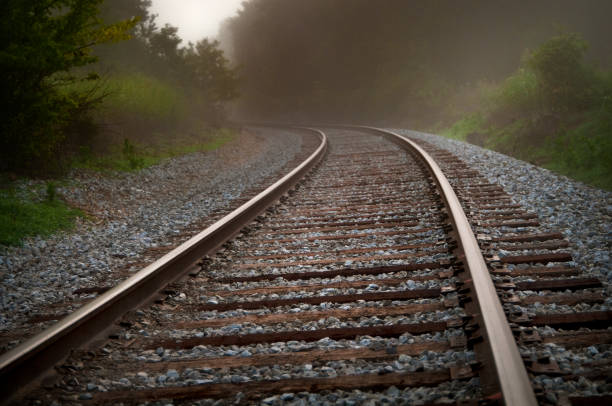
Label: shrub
xmin=526 ymin=32 xmax=594 ymax=114
xmin=494 ymin=68 xmax=539 ymax=114
xmin=441 ymin=114 xmax=485 ymax=142
xmin=0 ymin=0 xmax=135 ymax=176
xmin=546 ymin=112 xmax=612 ymax=190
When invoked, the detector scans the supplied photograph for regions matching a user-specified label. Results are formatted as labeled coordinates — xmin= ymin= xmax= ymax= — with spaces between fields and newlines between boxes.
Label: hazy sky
xmin=149 ymin=0 xmax=244 ymax=44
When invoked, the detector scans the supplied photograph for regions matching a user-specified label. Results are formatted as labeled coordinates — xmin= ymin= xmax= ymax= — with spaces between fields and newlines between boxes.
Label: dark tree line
xmin=0 ymin=0 xmax=238 ymax=176
xmin=225 ymin=0 xmax=612 ymax=126
xmin=97 ymin=0 xmax=238 ymax=110
xmin=0 ymin=0 xmax=135 ymax=174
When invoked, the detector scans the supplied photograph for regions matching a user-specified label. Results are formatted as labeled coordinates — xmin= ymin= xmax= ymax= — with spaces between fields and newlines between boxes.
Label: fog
xmin=149 ymin=0 xmax=243 ymax=44
xmin=223 ymin=0 xmax=612 ymax=127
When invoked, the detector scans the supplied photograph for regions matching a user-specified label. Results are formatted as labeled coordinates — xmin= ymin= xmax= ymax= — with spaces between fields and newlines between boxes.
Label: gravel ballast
xmin=2 ymin=127 xmax=609 ymax=332
xmin=0 ymin=128 xmax=303 ymax=339
xmin=394 ymin=129 xmax=612 ymax=286
xmin=2 ymin=126 xmax=611 ymax=405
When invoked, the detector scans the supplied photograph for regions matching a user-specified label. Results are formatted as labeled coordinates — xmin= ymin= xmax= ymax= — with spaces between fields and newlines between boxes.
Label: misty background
xmin=220 ymin=0 xmax=612 ymax=127
xmin=1 ymin=0 xmax=610 ymax=188
xmin=1 ymin=0 xmax=610 ymax=248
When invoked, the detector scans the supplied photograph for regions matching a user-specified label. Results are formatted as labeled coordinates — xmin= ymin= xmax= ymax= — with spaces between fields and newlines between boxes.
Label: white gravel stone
xmin=0 ymin=129 xmax=303 ymax=341
xmin=394 ymin=129 xmax=611 ymax=285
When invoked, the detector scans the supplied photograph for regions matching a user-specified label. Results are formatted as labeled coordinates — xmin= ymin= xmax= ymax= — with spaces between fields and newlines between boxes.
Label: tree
xmin=526 ymin=32 xmax=593 ymax=114
xmin=0 ymin=0 xmax=135 ymax=175
xmin=100 ymin=0 xmax=150 ymax=23
xmin=184 ymin=39 xmax=239 ymax=103
xmin=179 ymin=39 xmax=240 ymax=125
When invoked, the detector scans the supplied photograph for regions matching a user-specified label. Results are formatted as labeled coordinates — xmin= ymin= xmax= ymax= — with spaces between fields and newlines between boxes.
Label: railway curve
xmin=1 ymin=126 xmax=610 ymax=405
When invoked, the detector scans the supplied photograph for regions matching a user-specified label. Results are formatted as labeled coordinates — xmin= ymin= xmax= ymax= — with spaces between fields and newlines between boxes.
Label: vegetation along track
xmin=1 ymin=127 xmax=610 ymax=405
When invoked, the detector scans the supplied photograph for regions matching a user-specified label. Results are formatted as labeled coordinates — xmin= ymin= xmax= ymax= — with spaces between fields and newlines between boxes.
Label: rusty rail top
xmin=0 ymin=127 xmax=327 ymax=401
xmin=1 ymin=125 xmax=538 ymax=406
xmin=360 ymin=126 xmax=537 ymax=406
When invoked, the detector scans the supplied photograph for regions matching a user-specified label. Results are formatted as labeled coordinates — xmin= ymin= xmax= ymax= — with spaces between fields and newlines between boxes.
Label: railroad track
xmin=1 ymin=127 xmax=610 ymax=405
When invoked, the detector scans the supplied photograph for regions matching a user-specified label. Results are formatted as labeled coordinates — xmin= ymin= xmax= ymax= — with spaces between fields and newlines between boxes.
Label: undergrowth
xmin=544 ymin=111 xmax=612 ymax=189
xmin=61 ymin=72 xmax=187 ymax=119
xmin=440 ymin=114 xmax=485 ymax=141
xmin=1 ymin=128 xmax=235 ymax=245
xmin=439 ymin=33 xmax=612 ymax=190
xmin=72 ymin=128 xmax=235 ymax=172
xmin=0 ymin=183 xmax=83 ymax=246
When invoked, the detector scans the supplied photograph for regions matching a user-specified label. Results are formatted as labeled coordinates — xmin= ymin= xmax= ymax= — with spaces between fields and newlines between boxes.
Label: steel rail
xmin=0 ymin=127 xmax=327 ymax=401
xmin=352 ymin=126 xmax=537 ymax=406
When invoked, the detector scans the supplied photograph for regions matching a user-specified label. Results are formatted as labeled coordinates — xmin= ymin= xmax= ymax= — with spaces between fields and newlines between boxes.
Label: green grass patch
xmin=0 ymin=186 xmax=83 ymax=246
xmin=60 ymin=72 xmax=187 ymax=119
xmin=102 ymin=73 xmax=186 ymax=118
xmin=542 ymin=110 xmax=612 ymax=190
xmin=73 ymin=128 xmax=236 ymax=173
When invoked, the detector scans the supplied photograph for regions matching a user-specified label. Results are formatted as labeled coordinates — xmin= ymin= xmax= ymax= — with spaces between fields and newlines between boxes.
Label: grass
xmin=61 ymin=72 xmax=187 ymax=119
xmin=0 ymin=128 xmax=235 ymax=246
xmin=101 ymin=73 xmax=186 ymax=118
xmin=63 ymin=72 xmax=236 ymax=172
xmin=441 ymin=110 xmax=612 ymax=190
xmin=0 ymin=73 xmax=237 ymax=246
xmin=72 ymin=128 xmax=236 ymax=172
xmin=0 ymin=184 xmax=83 ymax=246
xmin=542 ymin=110 xmax=612 ymax=189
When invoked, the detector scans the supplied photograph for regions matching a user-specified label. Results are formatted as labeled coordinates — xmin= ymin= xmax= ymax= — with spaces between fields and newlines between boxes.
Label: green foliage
xmin=544 ymin=110 xmax=612 ymax=190
xmin=0 ymin=0 xmax=136 ymax=176
xmin=525 ymin=32 xmax=593 ymax=113
xmin=226 ymin=0 xmax=612 ymax=125
xmin=441 ymin=33 xmax=611 ymax=190
xmin=73 ymin=129 xmax=235 ymax=173
xmin=122 ymin=139 xmax=144 ymax=169
xmin=104 ymin=74 xmax=186 ymax=117
xmin=60 ymin=72 xmax=186 ymax=118
xmin=483 ymin=118 xmax=532 ymax=156
xmin=183 ymin=40 xmax=240 ymax=103
xmin=490 ymin=33 xmax=595 ymax=117
xmin=440 ymin=114 xmax=485 ymax=141
xmin=0 ymin=187 xmax=83 ymax=246
xmin=101 ymin=74 xmax=178 ymax=116
xmin=46 ymin=182 xmax=58 ymax=202
xmin=493 ymin=68 xmax=539 ymax=114
xmin=595 ymin=70 xmax=612 ymax=113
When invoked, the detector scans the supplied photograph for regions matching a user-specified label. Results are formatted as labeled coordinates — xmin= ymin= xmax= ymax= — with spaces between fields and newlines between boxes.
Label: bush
xmin=441 ymin=32 xmax=612 ymax=189
xmin=546 ymin=112 xmax=612 ymax=189
xmin=0 ymin=0 xmax=134 ymax=176
xmin=494 ymin=68 xmax=539 ymax=114
xmin=526 ymin=32 xmax=594 ymax=113
xmin=441 ymin=114 xmax=485 ymax=142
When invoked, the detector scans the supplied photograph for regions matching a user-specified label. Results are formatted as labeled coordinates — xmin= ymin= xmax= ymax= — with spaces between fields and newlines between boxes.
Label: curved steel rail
xmin=355 ymin=126 xmax=537 ymax=406
xmin=0 ymin=127 xmax=327 ymax=401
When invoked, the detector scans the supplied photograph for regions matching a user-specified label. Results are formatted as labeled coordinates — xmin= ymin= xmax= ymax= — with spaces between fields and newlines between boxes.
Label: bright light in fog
xmin=149 ymin=0 xmax=243 ymax=44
